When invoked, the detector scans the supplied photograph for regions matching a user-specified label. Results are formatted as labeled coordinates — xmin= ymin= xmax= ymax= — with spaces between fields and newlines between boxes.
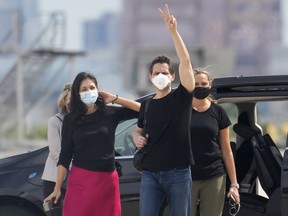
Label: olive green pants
xmin=191 ymin=174 xmax=226 ymax=216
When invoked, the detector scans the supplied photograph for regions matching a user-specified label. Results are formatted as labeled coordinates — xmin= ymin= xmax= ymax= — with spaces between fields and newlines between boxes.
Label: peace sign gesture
xmin=158 ymin=4 xmax=177 ymax=33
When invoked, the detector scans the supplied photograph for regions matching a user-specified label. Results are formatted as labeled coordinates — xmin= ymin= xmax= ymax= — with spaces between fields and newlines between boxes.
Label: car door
xmin=114 ymin=118 xmax=142 ymax=216
xmin=281 ymin=134 xmax=288 ymax=216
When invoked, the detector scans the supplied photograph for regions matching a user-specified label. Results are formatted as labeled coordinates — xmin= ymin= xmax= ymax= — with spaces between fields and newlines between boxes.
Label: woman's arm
xmin=43 ymin=165 xmax=67 ymax=204
xmin=99 ymin=91 xmax=140 ymax=112
xmin=44 ymin=116 xmax=73 ymax=203
xmin=219 ymin=127 xmax=240 ymax=204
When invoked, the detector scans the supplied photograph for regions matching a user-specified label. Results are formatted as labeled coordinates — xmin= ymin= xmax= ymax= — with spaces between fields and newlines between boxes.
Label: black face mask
xmin=194 ymin=87 xmax=210 ymax=99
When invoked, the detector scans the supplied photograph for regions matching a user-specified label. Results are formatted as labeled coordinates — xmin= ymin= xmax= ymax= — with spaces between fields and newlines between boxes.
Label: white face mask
xmin=151 ymin=73 xmax=171 ymax=90
xmin=80 ymin=89 xmax=98 ymax=105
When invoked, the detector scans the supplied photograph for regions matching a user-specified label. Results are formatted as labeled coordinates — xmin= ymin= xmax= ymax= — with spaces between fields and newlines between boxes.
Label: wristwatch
xmin=230 ymin=183 xmax=239 ymax=189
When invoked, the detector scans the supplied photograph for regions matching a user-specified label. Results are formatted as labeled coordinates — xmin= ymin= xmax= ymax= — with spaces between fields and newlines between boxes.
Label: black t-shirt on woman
xmin=58 ymin=106 xmax=138 ymax=172
xmin=190 ymin=103 xmax=231 ymax=180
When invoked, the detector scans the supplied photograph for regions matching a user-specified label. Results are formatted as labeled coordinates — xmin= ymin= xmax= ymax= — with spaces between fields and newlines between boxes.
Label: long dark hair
xmin=70 ymin=72 xmax=106 ymax=123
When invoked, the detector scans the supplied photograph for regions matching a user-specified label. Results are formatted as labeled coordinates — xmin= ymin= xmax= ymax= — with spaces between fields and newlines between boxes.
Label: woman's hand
xmin=43 ymin=189 xmax=61 ymax=205
xmin=227 ymin=186 xmax=240 ymax=204
xmin=99 ymin=91 xmax=117 ymax=104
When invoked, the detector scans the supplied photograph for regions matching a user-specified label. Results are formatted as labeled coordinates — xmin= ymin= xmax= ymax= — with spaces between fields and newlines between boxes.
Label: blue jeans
xmin=140 ymin=167 xmax=192 ymax=216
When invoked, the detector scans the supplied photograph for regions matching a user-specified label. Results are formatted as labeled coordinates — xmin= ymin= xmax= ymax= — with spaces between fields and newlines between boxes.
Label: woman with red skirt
xmin=44 ymin=72 xmax=140 ymax=216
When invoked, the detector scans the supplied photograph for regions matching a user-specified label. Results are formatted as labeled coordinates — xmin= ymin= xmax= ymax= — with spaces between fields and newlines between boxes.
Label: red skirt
xmin=63 ymin=165 xmax=121 ymax=216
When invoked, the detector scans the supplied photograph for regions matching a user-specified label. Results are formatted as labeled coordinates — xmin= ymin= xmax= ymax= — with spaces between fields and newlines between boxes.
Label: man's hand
xmin=133 ymin=129 xmax=149 ymax=149
xmin=158 ymin=4 xmax=177 ymax=33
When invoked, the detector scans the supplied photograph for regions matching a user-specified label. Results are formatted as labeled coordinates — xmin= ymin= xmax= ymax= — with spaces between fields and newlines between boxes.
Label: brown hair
xmin=149 ymin=55 xmax=175 ymax=75
xmin=194 ymin=67 xmax=213 ymax=83
xmin=194 ymin=68 xmax=216 ymax=103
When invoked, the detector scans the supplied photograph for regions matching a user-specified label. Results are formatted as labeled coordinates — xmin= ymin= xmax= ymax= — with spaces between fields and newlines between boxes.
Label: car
xmin=0 ymin=75 xmax=288 ymax=216
xmin=211 ymin=75 xmax=288 ymax=216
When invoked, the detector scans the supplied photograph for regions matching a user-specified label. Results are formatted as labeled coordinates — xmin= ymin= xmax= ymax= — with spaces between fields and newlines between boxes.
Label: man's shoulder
xmin=173 ymin=83 xmax=193 ymax=93
xmin=171 ymin=84 xmax=193 ymax=100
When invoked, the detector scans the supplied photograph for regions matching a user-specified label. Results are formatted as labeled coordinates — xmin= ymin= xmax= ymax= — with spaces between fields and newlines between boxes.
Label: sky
xmin=39 ymin=0 xmax=122 ymax=50
xmin=39 ymin=0 xmax=288 ymax=49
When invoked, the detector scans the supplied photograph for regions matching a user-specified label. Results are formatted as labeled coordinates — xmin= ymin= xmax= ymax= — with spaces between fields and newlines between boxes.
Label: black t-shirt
xmin=190 ymin=103 xmax=231 ymax=180
xmin=58 ymin=106 xmax=138 ymax=172
xmin=137 ymin=84 xmax=194 ymax=172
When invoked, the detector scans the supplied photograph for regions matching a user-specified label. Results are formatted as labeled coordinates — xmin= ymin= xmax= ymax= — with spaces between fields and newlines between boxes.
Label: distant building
xmin=269 ymin=44 xmax=288 ymax=75
xmin=120 ymin=0 xmax=282 ymax=95
xmin=0 ymin=0 xmax=39 ymax=52
xmin=82 ymin=13 xmax=119 ymax=52
xmin=0 ymin=1 xmax=77 ymax=139
xmin=228 ymin=0 xmax=282 ymax=76
xmin=0 ymin=0 xmax=38 ymax=20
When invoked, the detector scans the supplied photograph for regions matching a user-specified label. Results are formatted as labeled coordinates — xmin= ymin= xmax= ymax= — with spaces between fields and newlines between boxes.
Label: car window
xmin=258 ymin=101 xmax=288 ymax=149
xmin=220 ymin=101 xmax=288 ymax=150
xmin=115 ymin=118 xmax=138 ymax=156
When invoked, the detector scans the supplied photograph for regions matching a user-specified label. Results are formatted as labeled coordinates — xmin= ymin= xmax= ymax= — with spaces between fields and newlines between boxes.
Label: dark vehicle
xmin=0 ymin=75 xmax=288 ymax=216
xmin=211 ymin=75 xmax=288 ymax=216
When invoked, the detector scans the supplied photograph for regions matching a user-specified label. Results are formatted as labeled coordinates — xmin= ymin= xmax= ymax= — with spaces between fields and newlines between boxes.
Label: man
xmin=133 ymin=4 xmax=195 ymax=216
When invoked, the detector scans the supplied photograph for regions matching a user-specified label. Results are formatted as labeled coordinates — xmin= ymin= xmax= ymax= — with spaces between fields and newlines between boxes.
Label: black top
xmin=137 ymin=84 xmax=194 ymax=172
xmin=190 ymin=103 xmax=231 ymax=180
xmin=58 ymin=106 xmax=138 ymax=172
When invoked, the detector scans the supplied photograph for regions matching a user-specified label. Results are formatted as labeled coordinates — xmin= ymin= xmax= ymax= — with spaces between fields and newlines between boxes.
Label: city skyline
xmin=39 ymin=0 xmax=121 ymax=50
xmin=39 ymin=0 xmax=288 ymax=49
